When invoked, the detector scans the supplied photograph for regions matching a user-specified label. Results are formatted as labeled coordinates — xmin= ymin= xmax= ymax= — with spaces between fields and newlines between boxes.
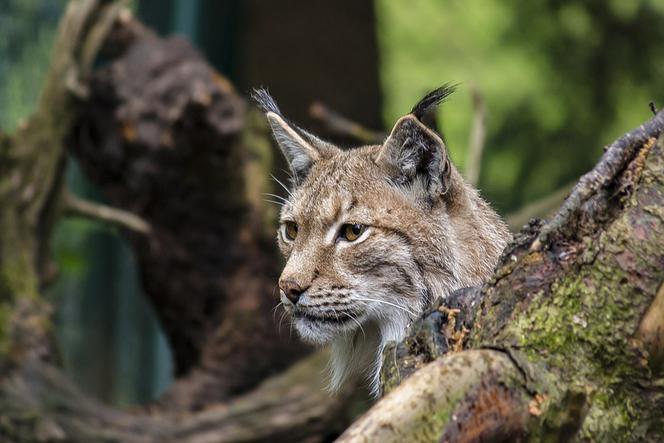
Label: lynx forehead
xmin=254 ymin=86 xmax=510 ymax=396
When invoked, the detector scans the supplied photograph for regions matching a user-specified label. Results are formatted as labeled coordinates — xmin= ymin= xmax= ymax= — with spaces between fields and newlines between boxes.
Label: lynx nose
xmin=280 ymin=280 xmax=308 ymax=305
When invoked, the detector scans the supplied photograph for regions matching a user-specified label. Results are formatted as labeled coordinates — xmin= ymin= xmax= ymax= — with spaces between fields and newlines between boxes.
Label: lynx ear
xmin=252 ymin=88 xmax=322 ymax=185
xmin=377 ymin=85 xmax=456 ymax=197
xmin=266 ymin=112 xmax=321 ymax=180
xmin=377 ymin=116 xmax=451 ymax=196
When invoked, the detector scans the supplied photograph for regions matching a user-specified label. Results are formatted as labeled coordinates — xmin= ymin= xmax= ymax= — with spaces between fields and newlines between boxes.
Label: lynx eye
xmin=282 ymin=221 xmax=298 ymax=241
xmin=340 ymin=223 xmax=366 ymax=242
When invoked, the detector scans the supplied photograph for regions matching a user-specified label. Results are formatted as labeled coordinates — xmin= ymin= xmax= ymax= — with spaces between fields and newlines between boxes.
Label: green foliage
xmin=0 ymin=0 xmax=63 ymax=130
xmin=376 ymin=0 xmax=664 ymax=212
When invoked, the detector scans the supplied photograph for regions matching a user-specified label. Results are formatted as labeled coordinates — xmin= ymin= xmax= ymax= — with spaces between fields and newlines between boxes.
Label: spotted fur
xmin=256 ymin=87 xmax=511 ymax=397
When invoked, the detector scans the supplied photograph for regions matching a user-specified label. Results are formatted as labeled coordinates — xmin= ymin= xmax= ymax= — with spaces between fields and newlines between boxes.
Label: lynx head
xmin=253 ymin=86 xmax=509 ymax=396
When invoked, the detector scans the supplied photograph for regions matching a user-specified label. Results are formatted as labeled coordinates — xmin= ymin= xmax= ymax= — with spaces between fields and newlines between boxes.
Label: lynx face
xmin=277 ymin=147 xmax=429 ymax=346
xmin=254 ymin=87 xmax=510 ymax=396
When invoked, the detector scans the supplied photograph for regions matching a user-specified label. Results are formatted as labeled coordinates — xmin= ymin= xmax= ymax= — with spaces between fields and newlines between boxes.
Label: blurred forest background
xmin=1 ymin=0 xmax=663 ymax=407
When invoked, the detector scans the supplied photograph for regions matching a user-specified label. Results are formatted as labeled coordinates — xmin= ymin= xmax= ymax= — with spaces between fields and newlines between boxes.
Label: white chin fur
xmin=327 ymin=312 xmax=411 ymax=398
xmin=294 ymin=315 xmax=361 ymax=345
xmin=294 ymin=317 xmax=338 ymax=344
xmin=288 ymin=299 xmax=417 ymax=398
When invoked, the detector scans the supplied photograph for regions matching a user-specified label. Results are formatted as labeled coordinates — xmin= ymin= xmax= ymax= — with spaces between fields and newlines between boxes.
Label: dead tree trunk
xmin=1 ymin=0 xmax=663 ymax=442
xmin=68 ymin=11 xmax=308 ymax=409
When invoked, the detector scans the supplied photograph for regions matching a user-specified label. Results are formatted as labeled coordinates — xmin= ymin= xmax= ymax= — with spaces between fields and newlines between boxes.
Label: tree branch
xmin=309 ymin=101 xmax=386 ymax=144
xmin=1 ymin=351 xmax=358 ymax=443
xmin=535 ymin=109 xmax=664 ymax=248
xmin=465 ymin=86 xmax=487 ymax=186
xmin=63 ymin=189 xmax=151 ymax=234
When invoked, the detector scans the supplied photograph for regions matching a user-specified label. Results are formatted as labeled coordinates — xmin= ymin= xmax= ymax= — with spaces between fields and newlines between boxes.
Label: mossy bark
xmin=472 ymin=135 xmax=664 ymax=441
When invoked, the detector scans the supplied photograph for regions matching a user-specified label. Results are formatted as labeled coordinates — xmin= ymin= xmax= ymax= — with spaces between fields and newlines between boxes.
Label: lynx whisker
xmin=356 ymin=296 xmax=417 ymax=317
xmin=272 ymin=301 xmax=285 ymax=322
xmin=263 ymin=192 xmax=290 ymax=203
xmin=270 ymin=174 xmax=294 ymax=198
xmin=341 ymin=311 xmax=366 ymax=340
xmin=277 ymin=309 xmax=289 ymax=336
xmin=288 ymin=318 xmax=295 ymax=338
xmin=279 ymin=168 xmax=295 ymax=182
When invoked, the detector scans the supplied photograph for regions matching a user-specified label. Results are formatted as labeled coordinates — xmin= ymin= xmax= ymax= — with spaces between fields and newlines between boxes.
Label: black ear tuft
xmin=251 ymin=87 xmax=337 ymax=186
xmin=251 ymin=88 xmax=282 ymax=115
xmin=410 ymin=83 xmax=457 ymax=121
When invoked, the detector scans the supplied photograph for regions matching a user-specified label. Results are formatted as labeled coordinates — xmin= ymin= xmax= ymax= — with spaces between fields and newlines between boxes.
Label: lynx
xmin=254 ymin=86 xmax=511 ymax=396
